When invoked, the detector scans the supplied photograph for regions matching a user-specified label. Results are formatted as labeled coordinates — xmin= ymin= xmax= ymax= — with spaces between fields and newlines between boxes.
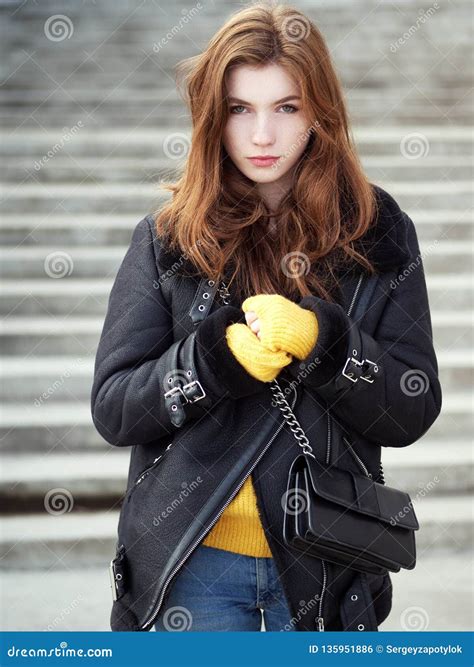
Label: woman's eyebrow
xmin=227 ymin=95 xmax=301 ymax=104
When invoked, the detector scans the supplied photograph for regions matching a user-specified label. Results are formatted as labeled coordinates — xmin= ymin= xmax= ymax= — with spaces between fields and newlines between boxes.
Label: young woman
xmin=91 ymin=3 xmax=442 ymax=632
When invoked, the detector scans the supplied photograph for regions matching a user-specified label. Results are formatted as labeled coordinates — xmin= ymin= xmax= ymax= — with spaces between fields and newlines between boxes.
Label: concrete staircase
xmin=1 ymin=0 xmax=472 ymax=630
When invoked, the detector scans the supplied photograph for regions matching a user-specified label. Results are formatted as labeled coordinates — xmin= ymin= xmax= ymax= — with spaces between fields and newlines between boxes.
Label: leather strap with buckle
xmin=335 ymin=321 xmax=379 ymax=391
xmin=163 ymin=333 xmax=209 ymax=427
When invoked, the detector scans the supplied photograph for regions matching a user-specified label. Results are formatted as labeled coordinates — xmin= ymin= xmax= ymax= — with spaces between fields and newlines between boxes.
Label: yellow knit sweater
xmin=202 ymin=294 xmax=318 ymax=557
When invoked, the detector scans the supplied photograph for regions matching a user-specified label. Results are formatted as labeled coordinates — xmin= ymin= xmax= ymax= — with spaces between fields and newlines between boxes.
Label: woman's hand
xmin=225 ymin=322 xmax=292 ymax=382
xmin=244 ymin=310 xmax=261 ymax=339
xmin=242 ymin=293 xmax=319 ymax=360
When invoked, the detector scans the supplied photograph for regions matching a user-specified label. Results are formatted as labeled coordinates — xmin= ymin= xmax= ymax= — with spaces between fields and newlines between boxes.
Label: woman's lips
xmin=247 ymin=156 xmax=279 ymax=167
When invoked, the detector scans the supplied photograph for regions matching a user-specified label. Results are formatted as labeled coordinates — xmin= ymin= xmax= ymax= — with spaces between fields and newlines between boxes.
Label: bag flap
xmin=304 ymin=456 xmax=419 ymax=530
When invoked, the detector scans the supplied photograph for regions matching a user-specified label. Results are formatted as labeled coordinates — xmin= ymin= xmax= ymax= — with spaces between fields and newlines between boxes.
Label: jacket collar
xmin=154 ymin=184 xmax=411 ymax=279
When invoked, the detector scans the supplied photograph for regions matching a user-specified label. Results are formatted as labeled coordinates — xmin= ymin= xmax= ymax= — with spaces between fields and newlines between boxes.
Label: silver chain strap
xmin=218 ymin=280 xmax=316 ymax=459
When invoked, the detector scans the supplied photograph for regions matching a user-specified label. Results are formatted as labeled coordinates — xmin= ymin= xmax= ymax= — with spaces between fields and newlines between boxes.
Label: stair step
xmin=0 ymin=274 xmax=472 ymax=317
xmin=0 ymin=210 xmax=471 ymax=247
xmin=1 ymin=181 xmax=471 ymax=214
xmin=1 ymin=492 xmax=471 ymax=569
xmin=0 ymin=209 xmax=473 ymax=247
xmin=0 ymin=343 xmax=472 ymax=401
xmin=0 ymin=451 xmax=130 ymax=502
xmin=382 ymin=437 xmax=473 ymax=494
xmin=3 ymin=155 xmax=473 ymax=184
xmin=0 ymin=392 xmax=472 ymax=453
xmin=2 ymin=87 xmax=471 ymax=105
xmin=0 ymin=437 xmax=470 ymax=504
xmin=0 ymin=128 xmax=472 ymax=159
xmin=1 ymin=239 xmax=472 ymax=278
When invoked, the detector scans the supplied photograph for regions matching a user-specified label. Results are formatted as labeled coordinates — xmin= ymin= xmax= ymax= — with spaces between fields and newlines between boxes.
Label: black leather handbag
xmin=281 ymin=449 xmax=419 ymax=575
xmin=269 ymin=275 xmax=420 ymax=576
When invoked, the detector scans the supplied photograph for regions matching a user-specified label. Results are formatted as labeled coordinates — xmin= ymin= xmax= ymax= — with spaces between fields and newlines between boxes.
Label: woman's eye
xmin=229 ymin=104 xmax=299 ymax=114
xmin=280 ymin=104 xmax=298 ymax=113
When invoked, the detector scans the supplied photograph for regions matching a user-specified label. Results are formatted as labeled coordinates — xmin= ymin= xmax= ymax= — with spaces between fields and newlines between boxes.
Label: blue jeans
xmin=154 ymin=544 xmax=296 ymax=631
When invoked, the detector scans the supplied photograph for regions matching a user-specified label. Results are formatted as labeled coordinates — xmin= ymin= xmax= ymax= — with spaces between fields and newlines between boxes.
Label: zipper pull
xmin=316 ymin=616 xmax=325 ymax=631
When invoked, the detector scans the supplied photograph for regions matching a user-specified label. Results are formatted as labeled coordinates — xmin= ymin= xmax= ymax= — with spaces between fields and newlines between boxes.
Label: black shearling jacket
xmin=90 ymin=184 xmax=442 ymax=632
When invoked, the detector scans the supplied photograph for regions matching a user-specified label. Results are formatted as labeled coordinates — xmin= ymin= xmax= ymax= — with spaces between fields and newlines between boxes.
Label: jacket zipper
xmin=342 ymin=435 xmax=372 ymax=478
xmin=140 ymin=380 xmax=299 ymax=631
xmin=127 ymin=442 xmax=174 ymax=502
xmin=317 ymin=272 xmax=365 ymax=632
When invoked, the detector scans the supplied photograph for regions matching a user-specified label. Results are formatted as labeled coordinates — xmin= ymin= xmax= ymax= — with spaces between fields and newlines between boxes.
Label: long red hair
xmin=153 ymin=2 xmax=378 ymax=303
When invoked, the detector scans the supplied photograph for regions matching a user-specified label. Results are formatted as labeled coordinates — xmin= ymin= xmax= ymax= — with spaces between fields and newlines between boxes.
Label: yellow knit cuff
xmin=242 ymin=294 xmax=318 ymax=360
xmin=226 ymin=322 xmax=292 ymax=382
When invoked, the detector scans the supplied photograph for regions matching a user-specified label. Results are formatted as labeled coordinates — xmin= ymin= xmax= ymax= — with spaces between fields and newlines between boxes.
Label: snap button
xmin=351 ymin=594 xmax=358 ymax=601
xmin=357 ymin=623 xmax=364 ymax=631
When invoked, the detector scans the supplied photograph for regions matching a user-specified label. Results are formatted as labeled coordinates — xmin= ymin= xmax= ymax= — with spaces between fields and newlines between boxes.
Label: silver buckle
xmin=109 ymin=558 xmax=119 ymax=601
xmin=164 ymin=380 xmax=206 ymax=404
xmin=341 ymin=356 xmax=364 ymax=383
xmin=360 ymin=358 xmax=378 ymax=383
xmin=183 ymin=379 xmax=206 ymax=402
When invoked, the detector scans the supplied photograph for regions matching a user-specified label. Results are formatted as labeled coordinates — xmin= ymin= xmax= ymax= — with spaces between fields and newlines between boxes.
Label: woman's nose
xmin=251 ymin=116 xmax=275 ymax=146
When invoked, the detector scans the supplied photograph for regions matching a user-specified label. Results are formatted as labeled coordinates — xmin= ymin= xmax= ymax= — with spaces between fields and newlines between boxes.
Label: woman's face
xmin=223 ymin=63 xmax=312 ymax=195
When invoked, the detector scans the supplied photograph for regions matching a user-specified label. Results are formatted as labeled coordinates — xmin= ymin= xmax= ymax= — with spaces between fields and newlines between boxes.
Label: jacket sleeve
xmin=285 ymin=212 xmax=442 ymax=448
xmin=90 ymin=218 xmax=265 ymax=447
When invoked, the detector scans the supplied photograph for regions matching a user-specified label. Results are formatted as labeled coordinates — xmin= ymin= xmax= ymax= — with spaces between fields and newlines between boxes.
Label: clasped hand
xmin=225 ymin=294 xmax=319 ymax=382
